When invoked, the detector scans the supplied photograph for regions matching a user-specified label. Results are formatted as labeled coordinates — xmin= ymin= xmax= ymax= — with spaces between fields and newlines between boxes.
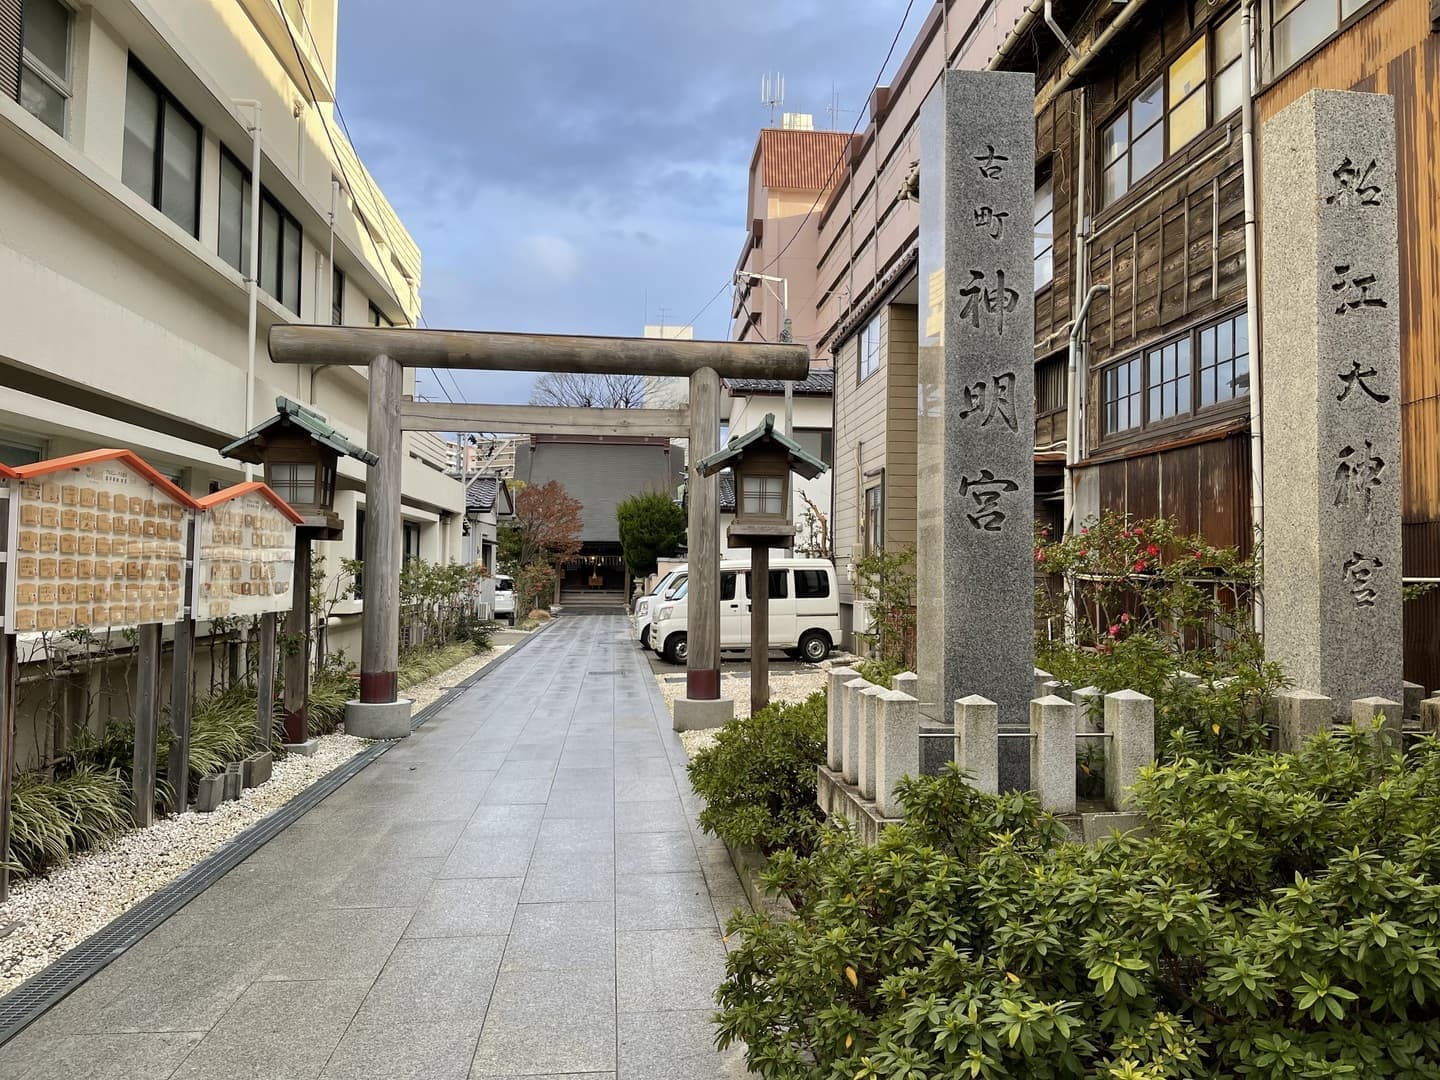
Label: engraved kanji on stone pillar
xmin=916 ymin=70 xmax=1036 ymax=788
xmin=1261 ymin=89 xmax=1402 ymax=713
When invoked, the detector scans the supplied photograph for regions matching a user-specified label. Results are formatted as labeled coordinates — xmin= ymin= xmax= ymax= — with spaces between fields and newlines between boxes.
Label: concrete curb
xmin=723 ymin=841 xmax=794 ymax=922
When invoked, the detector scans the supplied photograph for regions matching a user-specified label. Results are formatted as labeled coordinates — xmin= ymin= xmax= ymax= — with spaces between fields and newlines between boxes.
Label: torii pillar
xmin=268 ymin=327 xmax=807 ymax=738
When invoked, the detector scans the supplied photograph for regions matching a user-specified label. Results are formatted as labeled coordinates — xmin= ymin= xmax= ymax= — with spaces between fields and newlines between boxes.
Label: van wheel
xmin=640 ymin=625 xmax=651 ymax=649
xmin=798 ymin=630 xmax=831 ymax=664
xmin=663 ymin=633 xmax=688 ymax=664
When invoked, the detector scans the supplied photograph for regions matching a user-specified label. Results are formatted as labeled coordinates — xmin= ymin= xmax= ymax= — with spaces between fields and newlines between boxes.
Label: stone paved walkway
xmin=0 ymin=615 xmax=753 ymax=1079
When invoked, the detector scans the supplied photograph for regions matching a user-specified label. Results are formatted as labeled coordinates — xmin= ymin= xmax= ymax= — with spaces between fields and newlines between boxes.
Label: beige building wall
xmin=0 ymin=0 xmax=461 ymax=764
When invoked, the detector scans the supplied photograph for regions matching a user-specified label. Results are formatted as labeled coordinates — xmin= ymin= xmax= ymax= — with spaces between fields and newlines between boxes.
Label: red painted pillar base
xmin=360 ymin=670 xmax=398 ymax=704
xmin=686 ymin=668 xmax=720 ymax=700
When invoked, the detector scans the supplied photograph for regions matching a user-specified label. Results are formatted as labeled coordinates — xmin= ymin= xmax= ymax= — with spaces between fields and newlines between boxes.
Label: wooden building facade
xmin=1002 ymin=0 xmax=1440 ymax=687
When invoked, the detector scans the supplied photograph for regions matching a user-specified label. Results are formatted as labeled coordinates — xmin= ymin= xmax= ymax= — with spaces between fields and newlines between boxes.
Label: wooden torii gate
xmin=268 ymin=325 xmax=808 ymax=735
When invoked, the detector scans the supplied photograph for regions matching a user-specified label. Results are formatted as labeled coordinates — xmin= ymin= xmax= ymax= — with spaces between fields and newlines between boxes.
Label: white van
xmin=493 ymin=574 xmax=516 ymax=624
xmin=649 ymin=557 xmax=839 ymax=665
xmin=631 ymin=567 xmax=686 ymax=648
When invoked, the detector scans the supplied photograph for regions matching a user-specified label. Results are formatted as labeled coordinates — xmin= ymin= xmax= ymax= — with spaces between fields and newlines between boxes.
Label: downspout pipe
xmin=1044 ymin=0 xmax=1082 ymax=62
xmin=1045 ymin=0 xmax=1150 ymax=102
xmin=1240 ymin=0 xmax=1264 ymax=637
xmin=235 ymin=99 xmax=262 ymax=481
xmin=990 ymin=0 xmax=1046 ymax=70
xmin=1064 ymin=284 xmax=1110 ymax=534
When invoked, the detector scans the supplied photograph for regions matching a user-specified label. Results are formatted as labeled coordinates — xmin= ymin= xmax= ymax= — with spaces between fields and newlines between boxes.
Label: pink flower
xmin=1121 ymin=612 xmax=1131 ymax=624
xmin=1134 ymin=526 xmax=1144 ymax=537
xmin=1146 ymin=544 xmax=1159 ymax=557
xmin=1079 ymin=549 xmax=1089 ymax=558
xmin=1080 ymin=528 xmax=1089 ymax=535
xmin=1108 ymin=624 xmax=1121 ymax=637
xmin=1134 ymin=559 xmax=1148 ymax=572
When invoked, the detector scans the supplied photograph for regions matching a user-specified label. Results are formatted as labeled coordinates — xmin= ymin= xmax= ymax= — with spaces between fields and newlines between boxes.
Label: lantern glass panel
xmin=270 ymin=462 xmax=319 ymax=507
xmin=741 ymin=474 xmax=784 ymax=515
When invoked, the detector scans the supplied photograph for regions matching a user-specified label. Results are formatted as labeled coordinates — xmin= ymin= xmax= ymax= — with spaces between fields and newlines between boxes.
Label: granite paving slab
xmin=0 ymin=616 xmax=751 ymax=1079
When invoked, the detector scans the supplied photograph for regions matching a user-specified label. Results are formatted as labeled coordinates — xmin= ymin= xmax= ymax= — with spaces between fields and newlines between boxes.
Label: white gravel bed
xmin=679 ymin=728 xmax=720 ymax=759
xmin=0 ymin=732 xmax=367 ymax=996
xmin=406 ymin=643 xmax=512 ymax=713
xmin=657 ymin=668 xmax=829 ymax=723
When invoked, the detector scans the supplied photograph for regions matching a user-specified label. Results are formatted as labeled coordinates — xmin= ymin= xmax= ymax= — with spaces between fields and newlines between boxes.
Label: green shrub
xmin=855 ymin=659 xmax=905 ymax=689
xmin=9 ymin=766 xmax=129 ymax=877
xmin=688 ymin=692 xmax=827 ymax=858
xmin=186 ymin=682 xmax=270 ymax=781
xmin=717 ymin=729 xmax=1440 ymax=1078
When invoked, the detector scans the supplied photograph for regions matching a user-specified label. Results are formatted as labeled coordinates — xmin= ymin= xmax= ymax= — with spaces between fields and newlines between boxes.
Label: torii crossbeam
xmin=268 ymin=325 xmax=808 ymax=736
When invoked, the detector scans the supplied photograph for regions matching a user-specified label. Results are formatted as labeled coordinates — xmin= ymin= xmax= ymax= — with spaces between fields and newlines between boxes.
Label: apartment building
xmin=0 ymin=0 xmax=464 ymax=667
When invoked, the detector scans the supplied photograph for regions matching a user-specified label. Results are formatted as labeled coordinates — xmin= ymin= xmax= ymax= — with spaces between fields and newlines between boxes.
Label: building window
xmin=795 ymin=428 xmax=833 ymax=467
xmin=1271 ymin=0 xmax=1369 ymax=73
xmin=741 ymin=475 xmax=783 ymax=515
xmin=1101 ymin=311 xmax=1249 ymax=438
xmin=19 ymin=0 xmax=71 ymax=136
xmin=368 ymin=301 xmax=393 ymax=328
xmin=1168 ymin=37 xmax=1207 ymax=154
xmin=403 ymin=521 xmax=421 ymax=563
xmin=1102 ymin=76 xmax=1163 ymax=205
xmin=216 ymin=150 xmax=302 ymax=312
xmin=794 ymin=569 xmax=830 ymax=599
xmin=1036 ymin=353 xmax=1067 ymax=416
xmin=863 ymin=481 xmax=883 ymax=555
xmin=332 ymin=265 xmax=345 ymax=325
xmin=0 ymin=435 xmax=45 ymax=468
xmin=1214 ymin=9 xmax=1245 ymax=119
xmin=857 ymin=316 xmax=881 ymax=382
xmin=1034 ymin=174 xmax=1055 ymax=289
xmin=122 ymin=60 xmax=201 ymax=237
xmin=1198 ymin=312 xmax=1250 ymax=406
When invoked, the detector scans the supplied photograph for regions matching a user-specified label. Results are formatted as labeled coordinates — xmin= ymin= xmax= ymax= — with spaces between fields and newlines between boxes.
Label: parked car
xmin=631 ymin=567 xmax=685 ymax=649
xmin=650 ymin=557 xmax=839 ymax=665
xmin=493 ymin=574 xmax=516 ymax=624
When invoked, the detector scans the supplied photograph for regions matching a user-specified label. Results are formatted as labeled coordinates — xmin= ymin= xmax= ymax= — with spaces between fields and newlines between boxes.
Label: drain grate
xmin=0 ymin=741 xmax=388 ymax=1047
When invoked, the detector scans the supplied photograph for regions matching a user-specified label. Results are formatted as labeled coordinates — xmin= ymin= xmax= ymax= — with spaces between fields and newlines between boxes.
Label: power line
xmin=736 ymin=295 xmax=769 ymax=343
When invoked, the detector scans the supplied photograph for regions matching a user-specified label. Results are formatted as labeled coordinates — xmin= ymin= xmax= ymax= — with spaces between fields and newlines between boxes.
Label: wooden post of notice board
xmin=168 ymin=520 xmax=197 ymax=810
xmin=256 ymin=611 xmax=278 ymax=752
xmin=132 ymin=622 xmax=163 ymax=826
xmin=0 ymin=632 xmax=16 ymax=902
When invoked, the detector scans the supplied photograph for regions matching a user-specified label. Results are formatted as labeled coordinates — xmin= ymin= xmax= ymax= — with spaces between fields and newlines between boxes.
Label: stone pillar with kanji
xmin=916 ymin=69 xmax=1036 ymax=788
xmin=1261 ymin=89 xmax=1402 ymax=712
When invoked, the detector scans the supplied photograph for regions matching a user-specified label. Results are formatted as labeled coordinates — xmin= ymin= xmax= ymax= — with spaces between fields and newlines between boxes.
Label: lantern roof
xmin=696 ymin=413 xmax=827 ymax=481
xmin=220 ymin=396 xmax=378 ymax=467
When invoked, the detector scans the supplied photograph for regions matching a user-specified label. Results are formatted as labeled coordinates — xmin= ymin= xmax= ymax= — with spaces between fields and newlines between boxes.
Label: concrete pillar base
xmin=345 ymin=698 xmax=414 ymax=740
xmin=672 ymin=697 xmax=734 ymax=732
xmin=283 ymin=739 xmax=322 ymax=757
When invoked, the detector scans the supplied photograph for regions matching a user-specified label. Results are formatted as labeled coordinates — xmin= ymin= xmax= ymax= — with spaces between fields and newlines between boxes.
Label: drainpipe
xmin=1045 ymin=0 xmax=1150 ymax=99
xmin=1043 ymin=0 xmax=1082 ymax=61
xmin=1241 ymin=0 xmax=1264 ymax=637
xmin=1065 ymin=284 xmax=1109 ymax=533
xmin=235 ymin=99 xmax=262 ymax=481
xmin=991 ymin=0 xmax=1046 ymax=69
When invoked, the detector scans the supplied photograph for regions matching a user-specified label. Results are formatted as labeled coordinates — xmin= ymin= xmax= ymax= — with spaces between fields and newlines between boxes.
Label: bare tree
xmin=529 ymin=371 xmax=647 ymax=409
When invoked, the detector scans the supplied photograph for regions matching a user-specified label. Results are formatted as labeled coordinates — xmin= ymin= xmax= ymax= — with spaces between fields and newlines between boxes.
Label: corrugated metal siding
xmin=0 ymin=0 xmax=21 ymax=103
xmin=759 ymin=129 xmax=850 ymax=192
xmin=1257 ymin=0 xmax=1440 ymax=688
xmin=515 ymin=441 xmax=676 ymax=545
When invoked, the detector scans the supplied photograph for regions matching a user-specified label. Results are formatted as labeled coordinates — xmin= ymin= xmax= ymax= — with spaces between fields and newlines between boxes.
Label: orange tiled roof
xmin=759 ymin=129 xmax=851 ymax=192
xmin=196 ymin=481 xmax=305 ymax=525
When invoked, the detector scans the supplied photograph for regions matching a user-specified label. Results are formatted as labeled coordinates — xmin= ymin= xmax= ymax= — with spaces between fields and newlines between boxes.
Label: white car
xmin=631 ymin=568 xmax=685 ymax=649
xmin=650 ymin=557 xmax=839 ymax=665
xmin=493 ymin=574 xmax=516 ymax=624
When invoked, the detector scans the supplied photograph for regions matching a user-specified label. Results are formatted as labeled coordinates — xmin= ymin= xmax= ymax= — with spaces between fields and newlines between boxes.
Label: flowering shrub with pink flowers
xmin=1034 ymin=512 xmax=1282 ymax=761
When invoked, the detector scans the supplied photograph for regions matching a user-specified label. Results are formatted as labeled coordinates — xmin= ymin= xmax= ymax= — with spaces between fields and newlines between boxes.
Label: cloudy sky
xmin=335 ymin=0 xmax=918 ymax=404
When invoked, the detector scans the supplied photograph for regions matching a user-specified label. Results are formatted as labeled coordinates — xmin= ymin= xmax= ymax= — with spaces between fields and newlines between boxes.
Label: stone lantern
xmin=221 ymin=396 xmax=377 ymax=746
xmin=697 ymin=413 xmax=826 ymax=714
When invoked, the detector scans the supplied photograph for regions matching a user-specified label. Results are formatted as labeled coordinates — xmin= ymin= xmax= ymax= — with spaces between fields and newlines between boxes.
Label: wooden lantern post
xmin=695 ymin=414 xmax=827 ymax=716
xmin=220 ymin=397 xmax=374 ymax=746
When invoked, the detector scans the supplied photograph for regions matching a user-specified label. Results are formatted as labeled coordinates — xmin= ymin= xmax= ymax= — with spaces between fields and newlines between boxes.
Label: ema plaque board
xmin=192 ymin=484 xmax=301 ymax=620
xmin=5 ymin=451 xmax=192 ymax=634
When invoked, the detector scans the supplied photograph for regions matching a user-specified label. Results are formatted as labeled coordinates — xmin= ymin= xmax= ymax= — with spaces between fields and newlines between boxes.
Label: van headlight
xmin=636 ymin=599 xmax=650 ymax=616
xmin=656 ymin=605 xmax=674 ymax=621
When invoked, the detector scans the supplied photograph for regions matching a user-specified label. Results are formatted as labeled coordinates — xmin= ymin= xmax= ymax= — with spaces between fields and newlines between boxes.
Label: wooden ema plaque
xmin=5 ymin=451 xmax=192 ymax=635
xmin=192 ymin=484 xmax=301 ymax=620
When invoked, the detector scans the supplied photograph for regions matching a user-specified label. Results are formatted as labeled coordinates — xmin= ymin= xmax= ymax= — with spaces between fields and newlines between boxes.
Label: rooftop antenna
xmin=826 ymin=82 xmax=850 ymax=131
xmin=761 ymin=72 xmax=785 ymax=125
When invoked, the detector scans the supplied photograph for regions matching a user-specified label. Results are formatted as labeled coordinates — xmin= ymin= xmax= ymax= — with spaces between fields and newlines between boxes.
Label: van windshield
xmin=495 ymin=579 xmax=513 ymax=593
xmin=664 ymin=575 xmax=688 ymax=599
xmin=648 ymin=573 xmax=678 ymax=597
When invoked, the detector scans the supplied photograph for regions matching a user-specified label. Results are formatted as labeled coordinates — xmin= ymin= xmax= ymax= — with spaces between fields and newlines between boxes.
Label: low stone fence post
xmin=1277 ymin=690 xmax=1331 ymax=753
xmin=1352 ymin=696 xmax=1402 ymax=754
xmin=858 ymin=686 xmax=884 ymax=800
xmin=826 ymin=667 xmax=858 ymax=771
xmin=1422 ymin=696 xmax=1440 ymax=737
xmin=1031 ymin=695 xmax=1076 ymax=814
xmin=876 ymin=688 xmax=919 ymax=819
xmin=1103 ymin=690 xmax=1154 ymax=812
xmin=953 ymin=695 xmax=998 ymax=794
xmin=842 ymin=677 xmax=867 ymax=784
